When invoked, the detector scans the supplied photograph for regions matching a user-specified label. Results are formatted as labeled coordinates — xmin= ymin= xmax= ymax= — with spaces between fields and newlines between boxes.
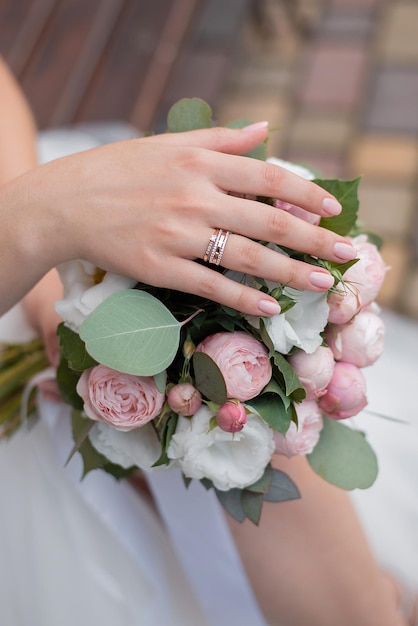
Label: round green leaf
xmin=166 ymin=98 xmax=212 ymax=132
xmin=79 ymin=290 xmax=181 ymax=376
xmin=307 ymin=416 xmax=378 ymax=490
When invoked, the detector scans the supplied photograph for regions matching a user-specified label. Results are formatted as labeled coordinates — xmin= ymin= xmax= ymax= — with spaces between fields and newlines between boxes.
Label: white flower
xmin=266 ymin=157 xmax=315 ymax=180
xmin=167 ymin=406 xmax=275 ymax=491
xmin=263 ymin=288 xmax=329 ymax=354
xmin=55 ymin=259 xmax=136 ymax=330
xmin=89 ymin=421 xmax=161 ymax=470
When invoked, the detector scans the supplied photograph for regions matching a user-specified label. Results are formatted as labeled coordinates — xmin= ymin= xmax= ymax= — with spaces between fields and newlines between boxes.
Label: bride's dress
xmin=0 ymin=125 xmax=417 ymax=625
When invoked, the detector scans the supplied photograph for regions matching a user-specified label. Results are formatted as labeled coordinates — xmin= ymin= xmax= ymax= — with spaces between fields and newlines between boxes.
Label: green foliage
xmin=226 ymin=119 xmax=267 ymax=160
xmin=317 ymin=178 xmax=361 ymax=235
xmin=247 ymin=392 xmax=292 ymax=435
xmin=56 ymin=358 xmax=83 ymax=410
xmin=57 ymin=323 xmax=96 ymax=371
xmin=166 ymin=98 xmax=212 ymax=132
xmin=80 ymin=290 xmax=181 ymax=376
xmin=192 ymin=352 xmax=228 ymax=405
xmin=307 ymin=416 xmax=378 ymax=490
xmin=152 ymin=413 xmax=178 ymax=468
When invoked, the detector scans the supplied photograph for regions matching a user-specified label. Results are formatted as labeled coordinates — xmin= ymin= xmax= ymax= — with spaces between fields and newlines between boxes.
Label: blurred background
xmin=1 ymin=0 xmax=417 ymax=319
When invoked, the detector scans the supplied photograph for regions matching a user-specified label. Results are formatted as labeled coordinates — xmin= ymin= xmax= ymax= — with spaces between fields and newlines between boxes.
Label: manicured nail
xmin=243 ymin=121 xmax=269 ymax=132
xmin=309 ymin=272 xmax=334 ymax=289
xmin=258 ymin=299 xmax=281 ymax=316
xmin=322 ymin=197 xmax=342 ymax=216
xmin=333 ymin=241 xmax=357 ymax=261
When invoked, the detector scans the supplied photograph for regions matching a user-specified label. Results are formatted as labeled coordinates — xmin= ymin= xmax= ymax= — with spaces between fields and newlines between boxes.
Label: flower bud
xmin=216 ymin=402 xmax=247 ymax=433
xmin=327 ymin=288 xmax=361 ymax=325
xmin=274 ymin=400 xmax=323 ymax=457
xmin=167 ymin=383 xmax=202 ymax=416
xmin=182 ymin=339 xmax=196 ymax=360
xmin=288 ymin=346 xmax=335 ymax=400
xmin=319 ymin=362 xmax=367 ymax=419
xmin=325 ymin=309 xmax=385 ymax=368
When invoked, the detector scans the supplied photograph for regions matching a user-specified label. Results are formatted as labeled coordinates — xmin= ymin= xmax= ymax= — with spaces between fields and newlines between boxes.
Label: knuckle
xmin=198 ymin=271 xmax=221 ymax=300
xmin=239 ymin=243 xmax=263 ymax=273
xmin=262 ymin=162 xmax=285 ymax=193
xmin=266 ymin=209 xmax=289 ymax=238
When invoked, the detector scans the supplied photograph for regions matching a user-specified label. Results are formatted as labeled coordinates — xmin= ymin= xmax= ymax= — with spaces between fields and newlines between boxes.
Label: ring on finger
xmin=203 ymin=228 xmax=231 ymax=266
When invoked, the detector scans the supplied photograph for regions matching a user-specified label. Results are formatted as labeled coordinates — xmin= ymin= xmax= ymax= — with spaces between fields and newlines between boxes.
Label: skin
xmin=0 ymin=56 xmax=414 ymax=625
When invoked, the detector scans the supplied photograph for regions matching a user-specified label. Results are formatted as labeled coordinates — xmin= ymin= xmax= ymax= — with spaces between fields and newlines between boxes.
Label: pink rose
xmin=343 ymin=235 xmax=387 ymax=307
xmin=196 ymin=331 xmax=272 ymax=401
xmin=77 ymin=364 xmax=165 ymax=431
xmin=273 ymin=400 xmax=323 ymax=457
xmin=319 ymin=362 xmax=367 ymax=419
xmin=274 ymin=199 xmax=321 ymax=225
xmin=216 ymin=401 xmax=247 ymax=433
xmin=326 ymin=309 xmax=385 ymax=368
xmin=288 ymin=345 xmax=335 ymax=400
xmin=327 ymin=288 xmax=361 ymax=325
xmin=167 ymin=382 xmax=202 ymax=416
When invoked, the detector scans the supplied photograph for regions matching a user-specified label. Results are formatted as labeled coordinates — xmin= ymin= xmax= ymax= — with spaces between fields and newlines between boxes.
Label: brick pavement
xmin=217 ymin=0 xmax=418 ymax=319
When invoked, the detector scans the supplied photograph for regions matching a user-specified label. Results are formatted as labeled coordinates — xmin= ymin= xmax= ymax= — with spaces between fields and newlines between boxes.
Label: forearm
xmin=227 ymin=455 xmax=405 ymax=626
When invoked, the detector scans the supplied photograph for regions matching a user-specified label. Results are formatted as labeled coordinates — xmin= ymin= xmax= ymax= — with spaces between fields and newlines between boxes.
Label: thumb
xmin=148 ymin=121 xmax=269 ymax=156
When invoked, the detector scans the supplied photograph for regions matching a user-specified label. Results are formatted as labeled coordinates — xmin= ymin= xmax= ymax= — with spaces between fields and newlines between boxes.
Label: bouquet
xmin=2 ymin=99 xmax=388 ymax=525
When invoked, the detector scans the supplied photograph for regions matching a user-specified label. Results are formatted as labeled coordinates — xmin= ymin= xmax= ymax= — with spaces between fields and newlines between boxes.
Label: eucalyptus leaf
xmin=317 ymin=178 xmax=361 ymax=236
xmin=263 ymin=468 xmax=300 ymax=503
xmin=167 ymin=98 xmax=212 ymax=132
xmin=215 ymin=488 xmax=246 ymax=523
xmin=307 ymin=416 xmax=378 ymax=490
xmin=245 ymin=464 xmax=272 ymax=494
xmin=80 ymin=290 xmax=181 ymax=376
xmin=241 ymin=490 xmax=263 ymax=525
xmin=193 ymin=352 xmax=227 ymax=405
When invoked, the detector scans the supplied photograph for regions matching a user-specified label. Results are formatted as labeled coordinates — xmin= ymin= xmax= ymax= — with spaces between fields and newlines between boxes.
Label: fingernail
xmin=258 ymin=299 xmax=281 ymax=316
xmin=322 ymin=197 xmax=342 ymax=216
xmin=309 ymin=272 xmax=334 ymax=289
xmin=333 ymin=241 xmax=357 ymax=261
xmin=242 ymin=121 xmax=269 ymax=132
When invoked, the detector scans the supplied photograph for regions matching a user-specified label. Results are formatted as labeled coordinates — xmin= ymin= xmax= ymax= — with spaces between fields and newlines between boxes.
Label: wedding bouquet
xmin=3 ymin=99 xmax=388 ymax=525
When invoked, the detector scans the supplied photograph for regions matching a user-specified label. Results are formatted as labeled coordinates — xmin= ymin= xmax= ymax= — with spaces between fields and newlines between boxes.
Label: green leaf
xmin=70 ymin=410 xmax=108 ymax=476
xmin=57 ymin=323 xmax=97 ymax=371
xmin=193 ymin=352 xmax=227 ymax=405
xmin=152 ymin=413 xmax=178 ymax=467
xmin=215 ymin=488 xmax=246 ymax=523
xmin=225 ymin=119 xmax=267 ymax=160
xmin=80 ymin=290 xmax=181 ymax=376
xmin=272 ymin=351 xmax=306 ymax=401
xmin=241 ymin=490 xmax=264 ymax=525
xmin=247 ymin=393 xmax=292 ymax=435
xmin=263 ymin=468 xmax=300 ymax=503
xmin=245 ymin=464 xmax=272 ymax=494
xmin=166 ymin=98 xmax=212 ymax=132
xmin=56 ymin=358 xmax=84 ymax=410
xmin=307 ymin=416 xmax=378 ymax=490
xmin=317 ymin=178 xmax=361 ymax=235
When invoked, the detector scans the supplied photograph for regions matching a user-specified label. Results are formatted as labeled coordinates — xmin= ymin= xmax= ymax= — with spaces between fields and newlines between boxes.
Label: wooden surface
xmin=0 ymin=0 xmax=250 ymax=132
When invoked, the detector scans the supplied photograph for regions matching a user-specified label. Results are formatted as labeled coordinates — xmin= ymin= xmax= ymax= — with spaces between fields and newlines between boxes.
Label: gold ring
xmin=203 ymin=229 xmax=231 ymax=266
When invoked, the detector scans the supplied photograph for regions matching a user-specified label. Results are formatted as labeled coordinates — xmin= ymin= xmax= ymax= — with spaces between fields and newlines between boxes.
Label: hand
xmin=8 ymin=124 xmax=356 ymax=317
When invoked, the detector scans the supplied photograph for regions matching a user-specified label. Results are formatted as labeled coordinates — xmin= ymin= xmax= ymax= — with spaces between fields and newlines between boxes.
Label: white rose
xmin=55 ymin=259 xmax=136 ymax=330
xmin=89 ymin=421 xmax=161 ymax=470
xmin=266 ymin=157 xmax=315 ymax=180
xmin=167 ymin=406 xmax=275 ymax=491
xmin=262 ymin=288 xmax=329 ymax=355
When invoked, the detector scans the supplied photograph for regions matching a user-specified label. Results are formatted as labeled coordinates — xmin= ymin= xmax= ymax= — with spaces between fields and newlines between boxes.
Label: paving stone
xmin=287 ymin=114 xmax=352 ymax=152
xmin=328 ymin=0 xmax=384 ymax=8
xmin=377 ymin=3 xmax=418 ymax=63
xmin=298 ymin=43 xmax=368 ymax=113
xmin=357 ymin=182 xmax=415 ymax=238
xmin=363 ymin=68 xmax=418 ymax=133
xmin=349 ymin=135 xmax=418 ymax=179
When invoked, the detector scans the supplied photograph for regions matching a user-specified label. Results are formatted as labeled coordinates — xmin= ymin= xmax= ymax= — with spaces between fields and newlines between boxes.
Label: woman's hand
xmin=4 ymin=124 xmax=356 ymax=317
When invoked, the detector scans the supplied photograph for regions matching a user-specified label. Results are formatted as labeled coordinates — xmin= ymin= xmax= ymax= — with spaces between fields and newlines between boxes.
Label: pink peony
xmin=195 ymin=331 xmax=272 ymax=401
xmin=325 ymin=309 xmax=385 ymax=368
xmin=319 ymin=362 xmax=367 ymax=419
xmin=343 ymin=235 xmax=387 ymax=308
xmin=167 ymin=382 xmax=202 ymax=416
xmin=274 ymin=199 xmax=321 ymax=225
xmin=273 ymin=400 xmax=323 ymax=457
xmin=327 ymin=288 xmax=361 ymax=325
xmin=77 ymin=364 xmax=165 ymax=431
xmin=288 ymin=345 xmax=335 ymax=400
xmin=216 ymin=401 xmax=247 ymax=433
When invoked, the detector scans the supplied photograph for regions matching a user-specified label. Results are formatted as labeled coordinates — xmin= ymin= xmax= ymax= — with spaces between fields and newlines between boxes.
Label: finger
xmin=210 ymin=196 xmax=357 ymax=264
xmin=208 ymin=152 xmax=342 ymax=218
xmin=148 ymin=257 xmax=282 ymax=317
xmin=142 ymin=123 xmax=269 ymax=156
